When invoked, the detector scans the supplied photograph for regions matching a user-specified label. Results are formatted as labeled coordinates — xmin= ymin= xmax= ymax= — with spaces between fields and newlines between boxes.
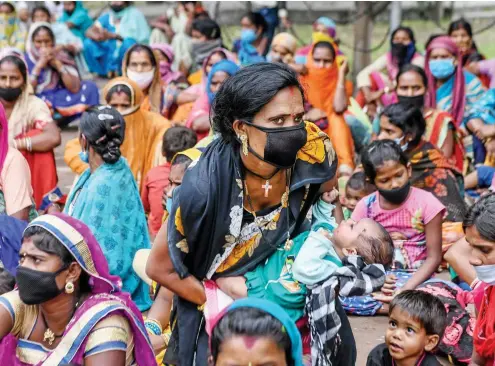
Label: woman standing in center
xmin=146 ymin=63 xmax=347 ymax=365
xmin=65 ymin=106 xmax=152 ymax=312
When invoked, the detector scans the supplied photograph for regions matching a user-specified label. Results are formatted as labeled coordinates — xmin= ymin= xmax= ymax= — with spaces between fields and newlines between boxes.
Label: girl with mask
xmin=146 ymin=63 xmax=338 ymax=365
xmin=84 ymin=1 xmax=150 ymax=77
xmin=395 ymin=64 xmax=463 ymax=167
xmin=0 ymin=213 xmax=156 ymax=365
xmin=65 ymin=106 xmax=152 ymax=312
xmin=301 ymin=41 xmax=355 ymax=176
xmin=357 ymin=26 xmax=424 ymax=107
xmin=25 ymin=22 xmax=100 ymax=124
xmin=233 ymin=12 xmax=268 ymax=66
xmin=0 ymin=2 xmax=26 ymax=51
xmin=342 ymin=139 xmax=444 ymax=315
xmin=376 ymin=103 xmax=466 ymax=266
xmin=190 ymin=18 xmax=224 ymax=73
xmin=64 ymin=77 xmax=170 ymax=193
xmin=186 ymin=59 xmax=239 ymax=141
xmin=0 ymin=48 xmax=61 ymax=209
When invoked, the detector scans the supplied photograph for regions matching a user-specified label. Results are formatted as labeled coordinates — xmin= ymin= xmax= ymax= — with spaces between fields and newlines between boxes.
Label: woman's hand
xmin=149 ymin=333 xmax=167 ymax=355
xmin=304 ymin=108 xmax=326 ymax=122
xmin=36 ymin=49 xmax=52 ymax=69
xmin=321 ymin=189 xmax=339 ymax=204
xmin=476 ymin=124 xmax=495 ymax=140
xmin=380 ymin=274 xmax=397 ymax=296
xmin=338 ymin=59 xmax=349 ymax=77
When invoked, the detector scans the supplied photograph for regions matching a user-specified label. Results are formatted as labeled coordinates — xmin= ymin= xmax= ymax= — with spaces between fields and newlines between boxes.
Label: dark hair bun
xmin=79 ymin=106 xmax=126 ymax=164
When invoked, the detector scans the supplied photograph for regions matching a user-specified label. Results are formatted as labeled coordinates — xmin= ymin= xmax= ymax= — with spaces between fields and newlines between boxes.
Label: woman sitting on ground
xmin=64 ymin=77 xmax=170 ymax=192
xmin=25 ymin=22 xmax=99 ymax=125
xmin=0 ymin=214 xmax=155 ymax=365
xmin=65 ymin=106 xmax=152 ymax=312
xmin=0 ymin=48 xmax=60 ymax=209
xmin=0 ymin=2 xmax=26 ymax=51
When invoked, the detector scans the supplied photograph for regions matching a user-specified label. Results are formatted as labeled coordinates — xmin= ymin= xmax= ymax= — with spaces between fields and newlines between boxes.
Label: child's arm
xmin=215 ymin=276 xmax=248 ymax=299
xmin=292 ymin=230 xmax=340 ymax=286
xmin=401 ymin=213 xmax=443 ymax=291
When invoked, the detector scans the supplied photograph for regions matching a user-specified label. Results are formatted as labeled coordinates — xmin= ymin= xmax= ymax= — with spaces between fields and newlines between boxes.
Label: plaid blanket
xmin=305 ymin=256 xmax=386 ymax=366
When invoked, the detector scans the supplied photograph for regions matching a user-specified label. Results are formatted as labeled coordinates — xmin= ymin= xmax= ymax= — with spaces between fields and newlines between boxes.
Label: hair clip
xmin=98 ymin=114 xmax=114 ymax=121
xmin=111 ymin=124 xmax=121 ymax=130
xmin=95 ymin=135 xmax=107 ymax=144
xmin=97 ymin=105 xmax=111 ymax=110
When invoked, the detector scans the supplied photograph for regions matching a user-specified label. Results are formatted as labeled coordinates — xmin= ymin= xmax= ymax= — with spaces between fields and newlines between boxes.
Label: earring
xmin=65 ymin=281 xmax=74 ymax=294
xmin=240 ymin=134 xmax=249 ymax=157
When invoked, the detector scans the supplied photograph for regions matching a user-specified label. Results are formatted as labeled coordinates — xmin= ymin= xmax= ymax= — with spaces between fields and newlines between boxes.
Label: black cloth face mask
xmin=397 ymin=94 xmax=425 ymax=110
xmin=16 ymin=265 xmax=68 ymax=305
xmin=0 ymin=87 xmax=22 ymax=102
xmin=378 ymin=181 xmax=411 ymax=205
xmin=242 ymin=121 xmax=308 ymax=169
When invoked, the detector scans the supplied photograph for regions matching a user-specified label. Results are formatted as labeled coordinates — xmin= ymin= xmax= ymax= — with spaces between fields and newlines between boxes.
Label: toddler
xmin=342 ymin=171 xmax=376 ymax=219
xmin=367 ymin=290 xmax=447 ymax=366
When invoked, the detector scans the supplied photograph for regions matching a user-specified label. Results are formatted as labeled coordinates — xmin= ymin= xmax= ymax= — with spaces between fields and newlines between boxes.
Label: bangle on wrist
xmin=144 ymin=318 xmax=163 ymax=336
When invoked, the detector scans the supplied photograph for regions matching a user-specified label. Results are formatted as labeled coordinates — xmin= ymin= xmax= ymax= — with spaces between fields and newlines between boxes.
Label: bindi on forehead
xmin=241 ymin=336 xmax=259 ymax=349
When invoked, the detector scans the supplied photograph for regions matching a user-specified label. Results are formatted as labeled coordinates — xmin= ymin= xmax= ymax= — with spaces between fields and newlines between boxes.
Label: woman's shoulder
xmin=85 ymin=314 xmax=132 ymax=356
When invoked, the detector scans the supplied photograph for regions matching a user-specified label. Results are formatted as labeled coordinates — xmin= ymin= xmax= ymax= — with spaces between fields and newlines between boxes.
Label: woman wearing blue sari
xmin=84 ymin=2 xmax=150 ymax=77
xmin=65 ymin=106 xmax=152 ymax=312
xmin=59 ymin=1 xmax=92 ymax=41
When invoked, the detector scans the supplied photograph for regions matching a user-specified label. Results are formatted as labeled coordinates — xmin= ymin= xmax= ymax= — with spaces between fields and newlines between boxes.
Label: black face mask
xmin=391 ymin=42 xmax=408 ymax=62
xmin=378 ymin=181 xmax=411 ymax=205
xmin=0 ymin=87 xmax=22 ymax=102
xmin=397 ymin=94 xmax=425 ymax=110
xmin=16 ymin=265 xmax=68 ymax=305
xmin=110 ymin=4 xmax=126 ymax=13
xmin=242 ymin=121 xmax=308 ymax=169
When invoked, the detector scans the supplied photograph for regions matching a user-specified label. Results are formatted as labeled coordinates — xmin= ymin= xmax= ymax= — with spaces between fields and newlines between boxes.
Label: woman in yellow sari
xmin=64 ymin=77 xmax=170 ymax=192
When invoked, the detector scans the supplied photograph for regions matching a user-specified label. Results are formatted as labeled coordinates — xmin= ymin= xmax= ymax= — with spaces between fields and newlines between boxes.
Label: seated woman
xmin=59 ymin=1 xmax=93 ymax=41
xmin=64 ymin=77 xmax=170 ymax=192
xmin=186 ymin=59 xmax=239 ymax=141
xmin=0 ymin=104 xmax=35 ymax=221
xmin=356 ymin=26 xmax=424 ymax=107
xmin=0 ymin=213 xmax=155 ymax=365
xmin=25 ymin=22 xmax=99 ymax=124
xmin=84 ymin=1 xmax=150 ymax=77
xmin=0 ymin=48 xmax=61 ymax=209
xmin=233 ymin=12 xmax=267 ymax=66
xmin=448 ymin=18 xmax=490 ymax=88
xmin=394 ymin=64 xmax=464 ymax=168
xmin=65 ymin=106 xmax=152 ymax=312
xmin=189 ymin=17 xmax=224 ymax=78
xmin=300 ymin=41 xmax=355 ymax=176
xmin=0 ymin=2 xmax=26 ymax=51
xmin=425 ymin=35 xmax=485 ymax=166
xmin=151 ymin=43 xmax=187 ymax=87
xmin=295 ymin=17 xmax=344 ymax=65
xmin=377 ymin=103 xmax=466 ymax=251
xmin=268 ymin=32 xmax=307 ymax=75
xmin=32 ymin=5 xmax=90 ymax=79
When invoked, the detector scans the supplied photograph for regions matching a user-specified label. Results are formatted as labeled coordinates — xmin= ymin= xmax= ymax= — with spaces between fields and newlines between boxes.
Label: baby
xmin=367 ymin=290 xmax=447 ymax=366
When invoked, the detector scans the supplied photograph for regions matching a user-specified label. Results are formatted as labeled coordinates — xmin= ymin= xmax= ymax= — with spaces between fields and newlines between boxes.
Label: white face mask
xmin=474 ymin=264 xmax=495 ymax=285
xmin=127 ymin=68 xmax=155 ymax=90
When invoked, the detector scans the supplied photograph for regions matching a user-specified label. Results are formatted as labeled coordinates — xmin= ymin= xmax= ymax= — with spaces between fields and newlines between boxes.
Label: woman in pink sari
xmin=0 ymin=213 xmax=156 ymax=366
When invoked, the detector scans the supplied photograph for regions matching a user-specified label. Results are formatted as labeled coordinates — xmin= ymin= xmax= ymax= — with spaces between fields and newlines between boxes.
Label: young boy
xmin=343 ymin=171 xmax=376 ymax=218
xmin=141 ymin=126 xmax=197 ymax=239
xmin=367 ymin=290 xmax=447 ymax=366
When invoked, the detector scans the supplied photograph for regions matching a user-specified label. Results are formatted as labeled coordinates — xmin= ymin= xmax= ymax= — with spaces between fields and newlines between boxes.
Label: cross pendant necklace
xmin=262 ymin=180 xmax=273 ymax=197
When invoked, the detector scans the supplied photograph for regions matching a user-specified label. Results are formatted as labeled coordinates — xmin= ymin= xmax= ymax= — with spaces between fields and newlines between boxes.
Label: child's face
xmin=373 ymin=160 xmax=411 ymax=191
xmin=332 ymin=218 xmax=378 ymax=253
xmin=212 ymin=336 xmax=287 ymax=366
xmin=344 ymin=186 xmax=367 ymax=211
xmin=386 ymin=307 xmax=440 ymax=363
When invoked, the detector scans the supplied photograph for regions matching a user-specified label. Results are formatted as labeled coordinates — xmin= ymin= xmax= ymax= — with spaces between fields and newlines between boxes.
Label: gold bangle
xmin=197 ymin=303 xmax=205 ymax=312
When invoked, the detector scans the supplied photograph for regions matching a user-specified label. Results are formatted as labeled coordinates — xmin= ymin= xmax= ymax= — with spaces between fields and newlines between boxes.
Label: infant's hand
xmin=322 ymin=188 xmax=339 ymax=204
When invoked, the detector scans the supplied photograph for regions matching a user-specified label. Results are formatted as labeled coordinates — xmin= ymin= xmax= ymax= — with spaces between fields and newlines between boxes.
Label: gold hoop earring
xmin=65 ymin=281 xmax=74 ymax=294
xmin=240 ymin=134 xmax=249 ymax=157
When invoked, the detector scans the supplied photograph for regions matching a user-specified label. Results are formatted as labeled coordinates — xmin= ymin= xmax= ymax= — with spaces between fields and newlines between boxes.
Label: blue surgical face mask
xmin=166 ymin=197 xmax=173 ymax=214
xmin=393 ymin=136 xmax=409 ymax=152
xmin=474 ymin=264 xmax=495 ymax=285
xmin=78 ymin=150 xmax=89 ymax=163
xmin=241 ymin=29 xmax=257 ymax=44
xmin=428 ymin=59 xmax=455 ymax=80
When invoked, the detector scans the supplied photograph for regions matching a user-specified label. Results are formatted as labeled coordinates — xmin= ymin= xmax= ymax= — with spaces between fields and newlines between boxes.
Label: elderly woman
xmin=0 ymin=214 xmax=156 ymax=365
xmin=146 ymin=63 xmax=341 ymax=364
xmin=64 ymin=77 xmax=170 ymax=192
xmin=25 ymin=22 xmax=99 ymax=123
xmin=65 ymin=106 xmax=152 ymax=312
xmin=0 ymin=48 xmax=60 ymax=209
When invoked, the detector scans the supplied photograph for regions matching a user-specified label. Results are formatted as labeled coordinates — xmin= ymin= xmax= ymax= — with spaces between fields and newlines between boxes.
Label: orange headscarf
xmin=300 ymin=44 xmax=354 ymax=172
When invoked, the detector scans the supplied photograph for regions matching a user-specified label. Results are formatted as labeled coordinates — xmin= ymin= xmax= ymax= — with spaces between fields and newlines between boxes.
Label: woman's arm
xmin=16 ymin=123 xmax=61 ymax=152
xmin=146 ymin=287 xmax=173 ymax=330
xmin=51 ymin=59 xmax=81 ymax=94
xmin=84 ymin=351 xmax=126 ymax=366
xmin=333 ymin=60 xmax=349 ymax=114
xmin=444 ymin=237 xmax=477 ymax=285
xmin=191 ymin=115 xmax=210 ymax=133
xmin=146 ymin=222 xmax=206 ymax=305
xmin=0 ymin=302 xmax=14 ymax=340
xmin=401 ymin=213 xmax=443 ymax=291
xmin=176 ymin=91 xmax=199 ymax=105
xmin=440 ymin=128 xmax=455 ymax=158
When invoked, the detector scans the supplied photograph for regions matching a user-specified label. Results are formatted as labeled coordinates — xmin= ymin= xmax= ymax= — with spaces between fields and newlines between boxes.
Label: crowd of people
xmin=2 ymin=1 xmax=495 ymax=365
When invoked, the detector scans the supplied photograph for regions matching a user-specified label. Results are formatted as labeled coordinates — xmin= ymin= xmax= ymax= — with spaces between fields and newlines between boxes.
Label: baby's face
xmin=345 ymin=187 xmax=367 ymax=211
xmin=333 ymin=218 xmax=379 ymax=252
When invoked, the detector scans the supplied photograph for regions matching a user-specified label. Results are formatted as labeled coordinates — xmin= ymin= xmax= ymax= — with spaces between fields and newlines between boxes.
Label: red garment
xmin=473 ymin=284 xmax=495 ymax=365
xmin=19 ymin=129 xmax=58 ymax=209
xmin=141 ymin=162 xmax=171 ymax=236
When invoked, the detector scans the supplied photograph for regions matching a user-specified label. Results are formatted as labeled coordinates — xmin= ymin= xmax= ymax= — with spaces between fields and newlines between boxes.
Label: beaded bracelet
xmin=144 ymin=319 xmax=163 ymax=336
